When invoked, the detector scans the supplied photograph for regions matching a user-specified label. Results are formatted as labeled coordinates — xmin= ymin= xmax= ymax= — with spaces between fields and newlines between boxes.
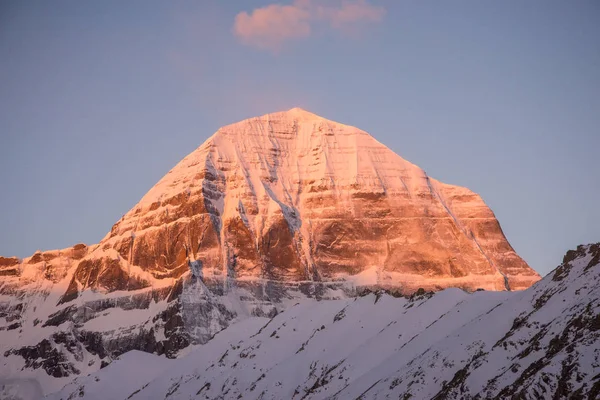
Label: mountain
xmin=0 ymin=108 xmax=539 ymax=396
xmin=96 ymin=107 xmax=537 ymax=293
xmin=44 ymin=242 xmax=600 ymax=400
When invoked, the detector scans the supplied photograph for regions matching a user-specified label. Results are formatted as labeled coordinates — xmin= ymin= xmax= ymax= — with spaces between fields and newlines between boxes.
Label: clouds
xmin=233 ymin=3 xmax=312 ymax=51
xmin=233 ymin=0 xmax=385 ymax=52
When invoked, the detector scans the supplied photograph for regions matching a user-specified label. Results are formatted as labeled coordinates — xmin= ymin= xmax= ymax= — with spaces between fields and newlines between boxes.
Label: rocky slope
xmin=46 ymin=243 xmax=600 ymax=400
xmin=0 ymin=108 xmax=539 ymax=396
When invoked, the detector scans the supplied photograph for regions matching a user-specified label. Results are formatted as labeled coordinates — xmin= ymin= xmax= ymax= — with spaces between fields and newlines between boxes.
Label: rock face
xmin=0 ymin=108 xmax=540 ymax=396
xmin=98 ymin=107 xmax=538 ymax=293
xmin=47 ymin=243 xmax=600 ymax=400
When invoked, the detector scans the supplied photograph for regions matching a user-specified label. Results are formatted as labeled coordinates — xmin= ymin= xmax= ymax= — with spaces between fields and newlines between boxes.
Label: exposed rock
xmin=7 ymin=339 xmax=79 ymax=378
xmin=0 ymin=256 xmax=19 ymax=268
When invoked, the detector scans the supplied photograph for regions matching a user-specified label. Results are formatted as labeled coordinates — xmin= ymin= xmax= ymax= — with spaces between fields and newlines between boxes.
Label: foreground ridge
xmin=47 ymin=243 xmax=600 ymax=400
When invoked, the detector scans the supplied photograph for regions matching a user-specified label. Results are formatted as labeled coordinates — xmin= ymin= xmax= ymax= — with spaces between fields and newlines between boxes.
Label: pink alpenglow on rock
xmin=94 ymin=107 xmax=539 ymax=295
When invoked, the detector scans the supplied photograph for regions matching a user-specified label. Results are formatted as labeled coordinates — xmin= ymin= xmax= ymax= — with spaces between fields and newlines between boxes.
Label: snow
xmin=0 ymin=378 xmax=43 ymax=400
xmin=81 ymin=300 xmax=165 ymax=332
xmin=44 ymin=243 xmax=600 ymax=399
xmin=44 ymin=351 xmax=173 ymax=400
xmin=132 ymin=107 xmax=427 ymax=212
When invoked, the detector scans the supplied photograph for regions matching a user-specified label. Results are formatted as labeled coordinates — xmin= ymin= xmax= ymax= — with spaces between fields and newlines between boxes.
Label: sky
xmin=0 ymin=0 xmax=598 ymax=276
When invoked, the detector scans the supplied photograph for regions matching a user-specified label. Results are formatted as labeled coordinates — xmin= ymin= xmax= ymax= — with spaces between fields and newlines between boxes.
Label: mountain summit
xmin=94 ymin=107 xmax=539 ymax=294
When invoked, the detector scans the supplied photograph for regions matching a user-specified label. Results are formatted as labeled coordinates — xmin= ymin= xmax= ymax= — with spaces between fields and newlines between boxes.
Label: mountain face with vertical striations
xmin=0 ymin=108 xmax=540 ymax=397
xmin=97 ymin=107 xmax=538 ymax=293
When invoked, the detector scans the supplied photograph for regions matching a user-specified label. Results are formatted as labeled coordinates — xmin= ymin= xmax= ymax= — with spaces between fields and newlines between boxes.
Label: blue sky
xmin=1 ymin=0 xmax=598 ymax=276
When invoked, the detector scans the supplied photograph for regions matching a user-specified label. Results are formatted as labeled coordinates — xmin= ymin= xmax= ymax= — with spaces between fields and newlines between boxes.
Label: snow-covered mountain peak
xmin=257 ymin=107 xmax=335 ymax=123
xmin=281 ymin=106 xmax=324 ymax=120
xmin=214 ymin=106 xmax=372 ymax=144
xmin=99 ymin=109 xmax=539 ymax=293
xmin=129 ymin=107 xmax=422 ymax=218
xmin=0 ymin=109 xmax=548 ymax=399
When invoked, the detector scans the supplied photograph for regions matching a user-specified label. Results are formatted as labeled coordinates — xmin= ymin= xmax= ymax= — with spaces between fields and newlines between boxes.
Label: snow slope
xmin=47 ymin=243 xmax=600 ymax=400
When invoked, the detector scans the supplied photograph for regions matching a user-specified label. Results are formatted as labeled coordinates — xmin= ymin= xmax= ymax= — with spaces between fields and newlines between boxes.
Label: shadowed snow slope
xmin=48 ymin=243 xmax=600 ymax=400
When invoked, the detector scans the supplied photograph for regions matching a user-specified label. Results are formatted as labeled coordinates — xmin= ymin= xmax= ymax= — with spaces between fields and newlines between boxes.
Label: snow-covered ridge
xmin=46 ymin=243 xmax=600 ymax=400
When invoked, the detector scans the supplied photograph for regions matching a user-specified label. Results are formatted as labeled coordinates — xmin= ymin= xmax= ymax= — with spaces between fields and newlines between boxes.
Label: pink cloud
xmin=233 ymin=3 xmax=312 ymax=52
xmin=233 ymin=0 xmax=385 ymax=52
